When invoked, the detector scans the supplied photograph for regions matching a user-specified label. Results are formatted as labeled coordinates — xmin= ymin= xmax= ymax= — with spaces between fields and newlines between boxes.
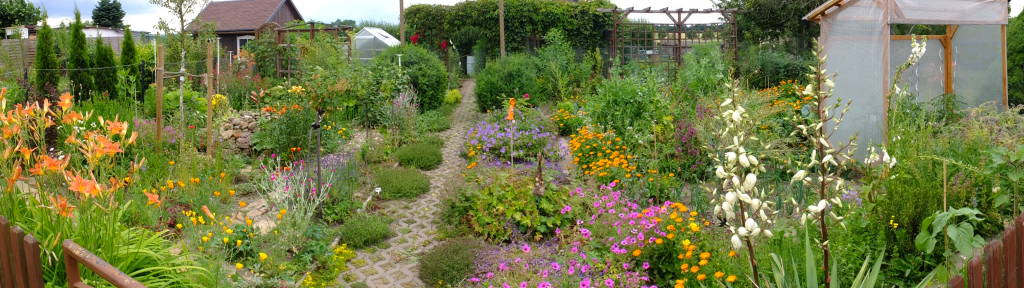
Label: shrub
xmin=673 ymin=43 xmax=728 ymax=99
xmin=464 ymin=119 xmax=560 ymax=168
xmin=448 ymin=173 xmax=574 ymax=242
xmin=416 ymin=109 xmax=452 ymax=133
xmin=1009 ymin=15 xmax=1023 ymax=107
xmin=394 ymin=142 xmax=443 ymax=170
xmin=474 ymin=54 xmax=538 ymax=112
xmin=737 ymin=44 xmax=812 ymax=89
xmin=551 ymin=100 xmax=584 ymax=136
xmin=373 ymin=45 xmax=447 ymax=111
xmin=444 ymin=89 xmax=462 ymax=104
xmin=418 ymin=238 xmax=485 ymax=287
xmin=336 ymin=213 xmax=394 ymax=249
xmin=585 ymin=74 xmax=668 ymax=145
xmin=252 ymin=107 xmax=340 ymax=154
xmin=374 ymin=166 xmax=431 ymax=199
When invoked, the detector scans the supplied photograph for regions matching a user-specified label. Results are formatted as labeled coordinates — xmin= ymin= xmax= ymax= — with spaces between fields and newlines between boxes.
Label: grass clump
xmin=394 ymin=142 xmax=444 ymax=170
xmin=417 ymin=110 xmax=452 ymax=133
xmin=373 ymin=166 xmax=431 ymax=199
xmin=418 ymin=238 xmax=485 ymax=287
xmin=336 ymin=214 xmax=394 ymax=249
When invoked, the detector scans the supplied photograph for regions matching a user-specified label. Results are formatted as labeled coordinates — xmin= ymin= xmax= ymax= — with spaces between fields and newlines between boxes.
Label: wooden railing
xmin=950 ymin=215 xmax=1024 ymax=288
xmin=0 ymin=216 xmax=144 ymax=288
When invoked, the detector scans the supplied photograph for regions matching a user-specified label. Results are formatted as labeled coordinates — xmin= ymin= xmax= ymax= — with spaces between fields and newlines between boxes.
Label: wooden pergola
xmin=598 ymin=7 xmax=739 ymax=64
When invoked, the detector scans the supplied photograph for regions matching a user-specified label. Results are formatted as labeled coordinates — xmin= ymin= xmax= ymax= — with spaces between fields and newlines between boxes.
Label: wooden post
xmin=1003 ymin=24 xmax=1009 ymax=109
xmin=0 ymin=218 xmax=14 ymax=288
xmin=10 ymin=227 xmax=27 ymax=286
xmin=534 ymin=152 xmax=544 ymax=195
xmin=155 ymin=45 xmax=165 ymax=147
xmin=943 ymin=25 xmax=957 ymax=95
xmin=1007 ymin=224 xmax=1020 ymax=287
xmin=967 ymin=257 xmax=983 ymax=288
xmin=399 ymin=0 xmax=406 ymax=44
xmin=987 ymin=241 xmax=1005 ymax=288
xmin=206 ymin=41 xmax=215 ymax=156
xmin=499 ymin=0 xmax=506 ymax=58
xmin=23 ymin=234 xmax=44 ymax=288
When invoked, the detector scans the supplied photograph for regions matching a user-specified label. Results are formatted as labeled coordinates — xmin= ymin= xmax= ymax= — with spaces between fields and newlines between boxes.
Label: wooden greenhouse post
xmin=155 ymin=44 xmax=165 ymax=147
xmin=206 ymin=41 xmax=215 ymax=156
xmin=399 ymin=0 xmax=405 ymax=44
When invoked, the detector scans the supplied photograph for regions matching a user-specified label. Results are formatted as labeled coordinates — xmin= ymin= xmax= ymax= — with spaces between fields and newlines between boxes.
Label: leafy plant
xmin=395 ymin=141 xmax=444 ymax=170
xmin=419 ymin=238 xmax=486 ymax=287
xmin=373 ymin=166 xmax=431 ymax=199
xmin=336 ymin=213 xmax=394 ymax=249
xmin=914 ymin=208 xmax=986 ymax=257
xmin=444 ymin=89 xmax=462 ymax=104
xmin=417 ymin=109 xmax=452 ymax=133
xmin=451 ymin=173 xmax=573 ymax=242
xmin=374 ymin=44 xmax=447 ymax=111
xmin=474 ymin=54 xmax=538 ymax=112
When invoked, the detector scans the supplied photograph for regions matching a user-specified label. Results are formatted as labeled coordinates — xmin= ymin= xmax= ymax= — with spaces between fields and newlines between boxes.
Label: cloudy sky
xmin=38 ymin=0 xmax=1024 ymax=33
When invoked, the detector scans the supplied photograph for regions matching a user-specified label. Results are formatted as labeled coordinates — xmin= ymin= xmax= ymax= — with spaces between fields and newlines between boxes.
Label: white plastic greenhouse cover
xmin=813 ymin=0 xmax=1007 ymax=155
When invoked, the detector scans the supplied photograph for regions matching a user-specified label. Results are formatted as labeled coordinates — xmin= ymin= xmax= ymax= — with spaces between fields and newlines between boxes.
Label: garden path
xmin=342 ymin=80 xmax=478 ymax=287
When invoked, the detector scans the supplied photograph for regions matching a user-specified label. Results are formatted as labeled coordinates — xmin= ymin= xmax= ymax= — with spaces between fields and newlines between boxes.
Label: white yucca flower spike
xmin=791 ymin=170 xmax=808 ymax=183
xmin=731 ymin=235 xmax=743 ymax=249
xmin=742 ymin=173 xmax=757 ymax=192
xmin=739 ymin=153 xmax=751 ymax=167
xmin=715 ymin=166 xmax=728 ymax=178
xmin=803 ymin=84 xmax=814 ymax=96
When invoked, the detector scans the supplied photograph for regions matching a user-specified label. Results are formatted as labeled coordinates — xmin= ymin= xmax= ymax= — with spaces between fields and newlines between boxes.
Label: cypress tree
xmin=32 ymin=19 xmax=59 ymax=97
xmin=93 ymin=37 xmax=117 ymax=99
xmin=120 ymin=27 xmax=141 ymax=101
xmin=68 ymin=10 xmax=92 ymax=100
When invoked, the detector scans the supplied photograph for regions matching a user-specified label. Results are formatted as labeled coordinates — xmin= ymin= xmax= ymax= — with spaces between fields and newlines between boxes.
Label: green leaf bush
xmin=475 ymin=54 xmax=538 ymax=112
xmin=395 ymin=142 xmax=444 ymax=170
xmin=418 ymin=238 xmax=486 ymax=287
xmin=374 ymin=166 xmax=431 ymax=199
xmin=373 ymin=45 xmax=447 ymax=111
xmin=445 ymin=173 xmax=574 ymax=242
xmin=336 ymin=213 xmax=394 ymax=249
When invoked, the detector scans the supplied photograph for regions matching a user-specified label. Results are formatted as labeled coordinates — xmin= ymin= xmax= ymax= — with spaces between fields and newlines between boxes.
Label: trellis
xmin=598 ymin=7 xmax=739 ymax=65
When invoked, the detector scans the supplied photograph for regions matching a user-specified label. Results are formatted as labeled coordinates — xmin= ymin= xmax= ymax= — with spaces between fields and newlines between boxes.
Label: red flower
xmin=440 ymin=40 xmax=448 ymax=51
xmin=410 ymin=33 xmax=421 ymax=44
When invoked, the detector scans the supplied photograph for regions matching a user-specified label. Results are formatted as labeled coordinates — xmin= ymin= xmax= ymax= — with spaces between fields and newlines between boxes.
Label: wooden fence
xmin=950 ymin=215 xmax=1024 ymax=288
xmin=0 ymin=216 xmax=143 ymax=287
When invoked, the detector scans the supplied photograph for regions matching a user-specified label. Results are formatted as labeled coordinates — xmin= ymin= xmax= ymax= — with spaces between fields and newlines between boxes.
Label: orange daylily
xmin=144 ymin=191 xmax=162 ymax=207
xmin=48 ymin=195 xmax=75 ymax=217
xmin=16 ymin=146 xmax=33 ymax=162
xmin=58 ymin=92 xmax=73 ymax=111
xmin=105 ymin=119 xmax=127 ymax=136
xmin=62 ymin=111 xmax=84 ymax=124
xmin=67 ymin=173 xmax=102 ymax=197
xmin=0 ymin=87 xmax=6 ymax=101
xmin=505 ymin=98 xmax=517 ymax=121
xmin=5 ymin=165 xmax=22 ymax=192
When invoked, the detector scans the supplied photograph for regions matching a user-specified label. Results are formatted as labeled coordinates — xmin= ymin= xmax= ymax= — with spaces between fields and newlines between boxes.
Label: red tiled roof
xmin=188 ymin=0 xmax=296 ymax=32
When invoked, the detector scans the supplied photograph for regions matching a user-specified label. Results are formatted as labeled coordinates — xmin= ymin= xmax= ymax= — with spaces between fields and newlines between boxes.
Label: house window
xmin=237 ymin=35 xmax=256 ymax=51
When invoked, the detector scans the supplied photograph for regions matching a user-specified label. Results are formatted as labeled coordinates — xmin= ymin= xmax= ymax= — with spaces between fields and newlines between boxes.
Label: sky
xmin=37 ymin=0 xmax=1024 ymax=33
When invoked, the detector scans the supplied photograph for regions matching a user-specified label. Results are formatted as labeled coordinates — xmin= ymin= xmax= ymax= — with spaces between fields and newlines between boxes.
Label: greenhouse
xmin=354 ymin=27 xmax=400 ymax=62
xmin=805 ymin=0 xmax=1009 ymax=151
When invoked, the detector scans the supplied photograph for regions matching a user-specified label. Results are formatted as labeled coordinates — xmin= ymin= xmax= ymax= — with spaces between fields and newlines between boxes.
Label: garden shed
xmin=355 ymin=27 xmax=400 ymax=62
xmin=804 ymin=0 xmax=1009 ymax=151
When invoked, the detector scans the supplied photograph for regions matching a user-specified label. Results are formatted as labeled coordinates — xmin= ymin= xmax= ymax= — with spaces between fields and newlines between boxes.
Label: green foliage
xmin=406 ymin=0 xmax=614 ymax=56
xmin=416 ymin=108 xmax=452 ymax=133
xmin=32 ymin=20 xmax=58 ymax=96
xmin=93 ymin=37 xmax=118 ymax=98
xmin=360 ymin=61 xmax=410 ymax=127
xmin=535 ymin=29 xmax=594 ymax=101
xmin=444 ymin=89 xmax=462 ymax=104
xmin=0 ymin=81 xmax=27 ymax=103
xmin=373 ymin=166 xmax=431 ymax=199
xmin=447 ymin=173 xmax=573 ymax=242
xmin=418 ymin=238 xmax=485 ymax=287
xmin=395 ymin=141 xmax=444 ymax=170
xmin=92 ymin=0 xmax=126 ymax=28
xmin=673 ymin=44 xmax=728 ymax=99
xmin=475 ymin=54 xmax=538 ymax=112
xmin=718 ymin=0 xmax=820 ymax=52
xmin=373 ymin=45 xmax=447 ymax=111
xmin=0 ymin=0 xmax=41 ymax=38
xmin=762 ymin=228 xmax=912 ymax=288
xmin=1009 ymin=15 xmax=1024 ymax=107
xmin=585 ymin=73 xmax=668 ymax=146
xmin=247 ymin=29 xmax=289 ymax=77
xmin=69 ymin=11 xmax=93 ymax=99
xmin=914 ymin=208 xmax=986 ymax=257
xmin=737 ymin=44 xmax=812 ymax=89
xmin=252 ymin=107 xmax=339 ymax=154
xmin=336 ymin=213 xmax=394 ymax=249
xmin=120 ymin=27 xmax=142 ymax=101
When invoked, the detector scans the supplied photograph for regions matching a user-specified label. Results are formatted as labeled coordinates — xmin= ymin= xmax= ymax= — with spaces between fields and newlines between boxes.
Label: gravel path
xmin=342 ymin=80 xmax=478 ymax=287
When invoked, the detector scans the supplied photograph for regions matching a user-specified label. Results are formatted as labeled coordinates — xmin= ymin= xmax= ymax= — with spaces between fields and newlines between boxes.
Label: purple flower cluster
xmin=466 ymin=120 xmax=562 ymax=166
xmin=133 ymin=118 xmax=179 ymax=144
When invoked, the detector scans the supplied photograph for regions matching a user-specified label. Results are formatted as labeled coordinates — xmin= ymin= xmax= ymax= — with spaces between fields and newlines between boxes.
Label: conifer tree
xmin=93 ymin=37 xmax=117 ymax=98
xmin=68 ymin=10 xmax=93 ymax=99
xmin=32 ymin=19 xmax=59 ymax=97
xmin=120 ymin=27 xmax=142 ymax=100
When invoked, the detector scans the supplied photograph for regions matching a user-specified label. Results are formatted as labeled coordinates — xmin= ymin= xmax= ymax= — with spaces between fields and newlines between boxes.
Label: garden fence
xmin=0 ymin=216 xmax=144 ymax=288
xmin=950 ymin=215 xmax=1024 ymax=288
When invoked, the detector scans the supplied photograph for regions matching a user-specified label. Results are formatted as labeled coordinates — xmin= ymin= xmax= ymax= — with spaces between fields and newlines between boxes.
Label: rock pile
xmin=220 ymin=111 xmax=261 ymax=153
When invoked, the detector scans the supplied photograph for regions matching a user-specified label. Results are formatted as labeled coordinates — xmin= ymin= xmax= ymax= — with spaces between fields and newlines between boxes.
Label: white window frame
xmin=237 ymin=35 xmax=256 ymax=51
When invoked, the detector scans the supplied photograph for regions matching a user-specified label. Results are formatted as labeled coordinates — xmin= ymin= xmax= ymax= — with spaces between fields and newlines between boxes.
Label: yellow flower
xmin=259 ymin=252 xmax=268 ymax=262
xmin=726 ymin=275 xmax=737 ymax=283
xmin=696 ymin=274 xmax=707 ymax=281
xmin=168 ymin=160 xmax=175 ymax=166
xmin=288 ymin=85 xmax=305 ymax=94
xmin=201 ymin=236 xmax=209 ymax=243
xmin=226 ymin=229 xmax=234 ymax=234
xmin=728 ymin=250 xmax=737 ymax=257
xmin=235 ymin=240 xmax=242 ymax=247
xmin=239 ymin=201 xmax=247 ymax=208
xmin=235 ymin=263 xmax=244 ymax=270
xmin=714 ymin=272 xmax=725 ymax=279
xmin=222 ymin=237 xmax=229 ymax=244
xmin=229 ymin=190 xmax=236 ymax=196
xmin=175 ymin=223 xmax=183 ymax=229
xmin=632 ymin=249 xmax=642 ymax=257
